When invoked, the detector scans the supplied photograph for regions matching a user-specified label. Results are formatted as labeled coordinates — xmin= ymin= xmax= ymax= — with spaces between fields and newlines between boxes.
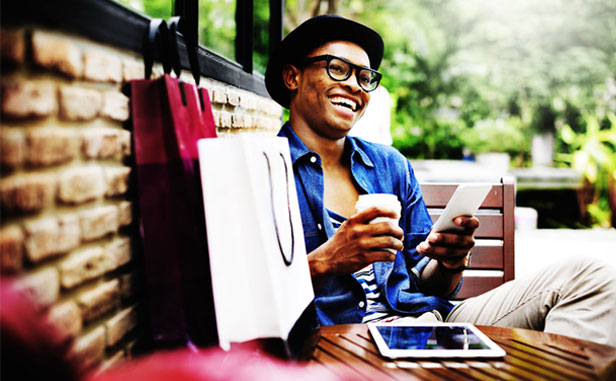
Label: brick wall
xmin=0 ymin=26 xmax=283 ymax=373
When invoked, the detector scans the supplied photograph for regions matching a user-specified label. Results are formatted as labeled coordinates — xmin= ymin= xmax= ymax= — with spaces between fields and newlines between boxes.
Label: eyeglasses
xmin=301 ymin=54 xmax=382 ymax=92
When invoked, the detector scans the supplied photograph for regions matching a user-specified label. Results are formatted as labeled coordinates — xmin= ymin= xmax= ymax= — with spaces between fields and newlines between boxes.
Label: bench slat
xmin=420 ymin=184 xmax=504 ymax=208
xmin=420 ymin=177 xmax=515 ymax=299
xmin=455 ymin=274 xmax=505 ymax=300
xmin=469 ymin=244 xmax=503 ymax=269
xmin=428 ymin=212 xmax=504 ymax=238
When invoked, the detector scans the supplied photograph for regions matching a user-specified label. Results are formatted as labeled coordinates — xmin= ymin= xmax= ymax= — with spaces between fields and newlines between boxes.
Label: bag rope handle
xmin=263 ymin=151 xmax=295 ymax=266
xmin=143 ymin=19 xmax=171 ymax=79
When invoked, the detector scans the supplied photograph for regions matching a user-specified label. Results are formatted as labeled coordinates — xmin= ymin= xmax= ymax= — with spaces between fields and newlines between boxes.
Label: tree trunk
xmin=311 ymin=0 xmax=322 ymax=17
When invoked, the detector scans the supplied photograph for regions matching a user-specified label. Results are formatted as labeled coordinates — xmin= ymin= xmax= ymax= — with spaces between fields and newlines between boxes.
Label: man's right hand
xmin=307 ymin=207 xmax=404 ymax=283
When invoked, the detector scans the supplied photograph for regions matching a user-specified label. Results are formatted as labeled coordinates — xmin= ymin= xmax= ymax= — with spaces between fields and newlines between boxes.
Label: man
xmin=265 ymin=15 xmax=616 ymax=345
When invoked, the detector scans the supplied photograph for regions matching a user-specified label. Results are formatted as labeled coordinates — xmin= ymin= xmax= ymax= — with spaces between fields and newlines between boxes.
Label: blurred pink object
xmin=1 ymin=278 xmax=351 ymax=381
xmin=1 ymin=278 xmax=80 ymax=380
xmin=86 ymin=346 xmax=352 ymax=381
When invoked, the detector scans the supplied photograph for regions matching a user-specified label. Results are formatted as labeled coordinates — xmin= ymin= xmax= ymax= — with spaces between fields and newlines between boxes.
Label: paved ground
xmin=515 ymin=228 xmax=616 ymax=278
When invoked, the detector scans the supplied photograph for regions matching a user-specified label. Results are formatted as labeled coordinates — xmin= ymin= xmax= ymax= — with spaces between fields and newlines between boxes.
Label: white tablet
xmin=368 ymin=322 xmax=506 ymax=359
xmin=430 ymin=183 xmax=492 ymax=232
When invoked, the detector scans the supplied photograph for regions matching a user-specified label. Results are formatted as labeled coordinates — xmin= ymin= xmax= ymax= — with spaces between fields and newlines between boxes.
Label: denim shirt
xmin=278 ymin=123 xmax=456 ymax=325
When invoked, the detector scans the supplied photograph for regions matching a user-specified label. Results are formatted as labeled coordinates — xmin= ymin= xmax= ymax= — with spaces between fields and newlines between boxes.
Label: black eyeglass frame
xmin=300 ymin=54 xmax=382 ymax=92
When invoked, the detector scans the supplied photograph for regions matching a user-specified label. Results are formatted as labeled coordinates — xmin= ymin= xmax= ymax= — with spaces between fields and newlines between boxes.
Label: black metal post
xmin=236 ymin=0 xmax=254 ymax=73
xmin=268 ymin=0 xmax=284 ymax=56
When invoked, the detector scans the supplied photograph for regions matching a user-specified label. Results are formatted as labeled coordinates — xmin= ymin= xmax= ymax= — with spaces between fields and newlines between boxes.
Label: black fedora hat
xmin=265 ymin=14 xmax=384 ymax=109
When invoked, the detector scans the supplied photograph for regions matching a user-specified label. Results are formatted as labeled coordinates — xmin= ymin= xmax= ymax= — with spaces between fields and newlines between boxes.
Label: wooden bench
xmin=420 ymin=177 xmax=515 ymax=300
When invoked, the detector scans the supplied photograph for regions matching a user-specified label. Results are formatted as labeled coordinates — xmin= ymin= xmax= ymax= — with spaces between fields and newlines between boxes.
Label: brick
xmin=0 ymin=225 xmax=24 ymax=273
xmin=79 ymin=205 xmax=118 ymax=242
xmin=24 ymin=214 xmax=80 ymax=263
xmin=69 ymin=326 xmax=105 ymax=370
xmin=123 ymin=59 xmax=145 ymax=82
xmin=101 ymin=91 xmax=129 ymax=122
xmin=98 ymin=350 xmax=126 ymax=373
xmin=106 ymin=237 xmax=131 ymax=271
xmin=46 ymin=301 xmax=82 ymax=342
xmin=211 ymin=110 xmax=221 ymax=127
xmin=118 ymin=129 xmax=131 ymax=157
xmin=117 ymin=201 xmax=132 ymax=227
xmin=220 ymin=111 xmax=232 ymax=128
xmin=104 ymin=166 xmax=131 ymax=197
xmin=244 ymin=114 xmax=254 ymax=128
xmin=59 ymin=85 xmax=102 ymax=121
xmin=59 ymin=247 xmax=108 ymax=289
xmin=256 ymin=116 xmax=267 ymax=129
xmin=123 ymin=337 xmax=139 ymax=357
xmin=57 ymin=166 xmax=105 ymax=204
xmin=119 ymin=273 xmax=139 ymax=301
xmin=82 ymin=128 xmax=120 ymax=159
xmin=0 ymin=172 xmax=56 ymax=212
xmin=26 ymin=127 xmax=79 ymax=166
xmin=84 ymin=49 xmax=123 ymax=83
xmin=150 ymin=64 xmax=165 ymax=79
xmin=105 ymin=305 xmax=137 ymax=347
xmin=1 ymin=128 xmax=26 ymax=168
xmin=266 ymin=101 xmax=283 ymax=117
xmin=15 ymin=267 xmax=60 ymax=307
xmin=77 ymin=279 xmax=120 ymax=323
xmin=227 ymin=89 xmax=240 ymax=107
xmin=1 ymin=78 xmax=57 ymax=118
xmin=239 ymin=93 xmax=256 ymax=110
xmin=211 ymin=87 xmax=227 ymax=104
xmin=0 ymin=28 xmax=25 ymax=64
xmin=31 ymin=30 xmax=83 ymax=78
xmin=231 ymin=113 xmax=245 ymax=128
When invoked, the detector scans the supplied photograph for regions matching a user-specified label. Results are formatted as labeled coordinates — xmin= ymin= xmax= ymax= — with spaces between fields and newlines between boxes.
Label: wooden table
xmin=307 ymin=324 xmax=616 ymax=381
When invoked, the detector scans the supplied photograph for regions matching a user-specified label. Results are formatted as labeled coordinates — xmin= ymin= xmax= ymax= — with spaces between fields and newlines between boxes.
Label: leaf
xmin=587 ymin=203 xmax=611 ymax=228
xmin=573 ymin=150 xmax=597 ymax=182
xmin=560 ymin=124 xmax=576 ymax=145
xmin=584 ymin=114 xmax=600 ymax=135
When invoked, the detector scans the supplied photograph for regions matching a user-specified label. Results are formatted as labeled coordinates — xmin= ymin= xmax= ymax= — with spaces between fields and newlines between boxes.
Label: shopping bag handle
xmin=167 ymin=16 xmax=188 ymax=106
xmin=263 ymin=152 xmax=295 ymax=266
xmin=167 ymin=16 xmax=207 ymax=111
xmin=143 ymin=19 xmax=171 ymax=79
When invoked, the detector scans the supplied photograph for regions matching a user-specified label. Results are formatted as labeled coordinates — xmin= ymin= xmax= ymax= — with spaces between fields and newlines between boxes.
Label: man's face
xmin=290 ymin=40 xmax=372 ymax=139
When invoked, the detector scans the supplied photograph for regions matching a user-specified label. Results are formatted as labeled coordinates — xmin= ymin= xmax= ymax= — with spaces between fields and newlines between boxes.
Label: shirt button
xmin=358 ymin=301 xmax=365 ymax=309
xmin=317 ymin=223 xmax=322 ymax=231
xmin=309 ymin=156 xmax=317 ymax=163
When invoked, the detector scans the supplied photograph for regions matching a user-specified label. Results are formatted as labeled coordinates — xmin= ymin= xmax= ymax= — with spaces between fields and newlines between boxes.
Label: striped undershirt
xmin=327 ymin=210 xmax=401 ymax=323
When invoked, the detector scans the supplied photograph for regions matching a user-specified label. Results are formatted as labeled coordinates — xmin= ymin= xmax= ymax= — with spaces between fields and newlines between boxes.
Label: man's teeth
xmin=330 ymin=97 xmax=357 ymax=111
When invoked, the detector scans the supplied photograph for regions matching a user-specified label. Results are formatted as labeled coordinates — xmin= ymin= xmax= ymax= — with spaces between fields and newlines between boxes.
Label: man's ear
xmin=282 ymin=64 xmax=300 ymax=91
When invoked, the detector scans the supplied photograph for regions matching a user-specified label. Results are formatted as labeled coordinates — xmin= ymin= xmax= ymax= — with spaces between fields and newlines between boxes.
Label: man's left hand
xmin=415 ymin=216 xmax=479 ymax=269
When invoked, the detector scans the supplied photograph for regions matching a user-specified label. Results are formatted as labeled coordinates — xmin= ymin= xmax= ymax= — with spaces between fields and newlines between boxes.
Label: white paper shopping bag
xmin=197 ymin=135 xmax=314 ymax=350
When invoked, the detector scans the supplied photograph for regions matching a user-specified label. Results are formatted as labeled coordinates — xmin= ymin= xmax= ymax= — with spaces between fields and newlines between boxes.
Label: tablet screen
xmin=376 ymin=325 xmax=489 ymax=350
xmin=368 ymin=323 xmax=506 ymax=358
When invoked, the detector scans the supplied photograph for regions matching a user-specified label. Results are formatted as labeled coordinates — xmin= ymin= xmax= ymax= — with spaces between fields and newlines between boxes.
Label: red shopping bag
xmin=130 ymin=19 xmax=218 ymax=347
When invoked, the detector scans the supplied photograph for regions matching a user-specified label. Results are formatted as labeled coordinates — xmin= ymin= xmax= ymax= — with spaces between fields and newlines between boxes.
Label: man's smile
xmin=329 ymin=96 xmax=359 ymax=112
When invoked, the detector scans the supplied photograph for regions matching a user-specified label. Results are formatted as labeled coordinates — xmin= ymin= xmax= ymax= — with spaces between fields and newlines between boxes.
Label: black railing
xmin=1 ymin=0 xmax=283 ymax=98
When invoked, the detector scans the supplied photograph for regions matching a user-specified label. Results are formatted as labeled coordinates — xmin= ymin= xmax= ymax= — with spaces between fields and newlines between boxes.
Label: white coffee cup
xmin=355 ymin=194 xmax=402 ymax=254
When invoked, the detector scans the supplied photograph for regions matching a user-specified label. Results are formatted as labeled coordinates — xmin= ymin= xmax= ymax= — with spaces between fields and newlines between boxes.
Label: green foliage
xmin=124 ymin=0 xmax=615 ymax=172
xmin=392 ymin=116 xmax=466 ymax=159
xmin=141 ymin=0 xmax=171 ymax=18
xmin=197 ymin=0 xmax=236 ymax=60
xmin=253 ymin=0 xmax=270 ymax=74
xmin=460 ymin=117 xmax=526 ymax=156
xmin=556 ymin=114 xmax=616 ymax=227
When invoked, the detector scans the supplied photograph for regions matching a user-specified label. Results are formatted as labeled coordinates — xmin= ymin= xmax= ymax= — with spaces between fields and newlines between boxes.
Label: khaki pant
xmin=446 ymin=257 xmax=616 ymax=346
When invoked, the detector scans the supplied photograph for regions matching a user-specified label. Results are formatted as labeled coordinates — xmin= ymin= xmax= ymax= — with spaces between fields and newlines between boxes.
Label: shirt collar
xmin=278 ymin=122 xmax=313 ymax=165
xmin=279 ymin=122 xmax=374 ymax=168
